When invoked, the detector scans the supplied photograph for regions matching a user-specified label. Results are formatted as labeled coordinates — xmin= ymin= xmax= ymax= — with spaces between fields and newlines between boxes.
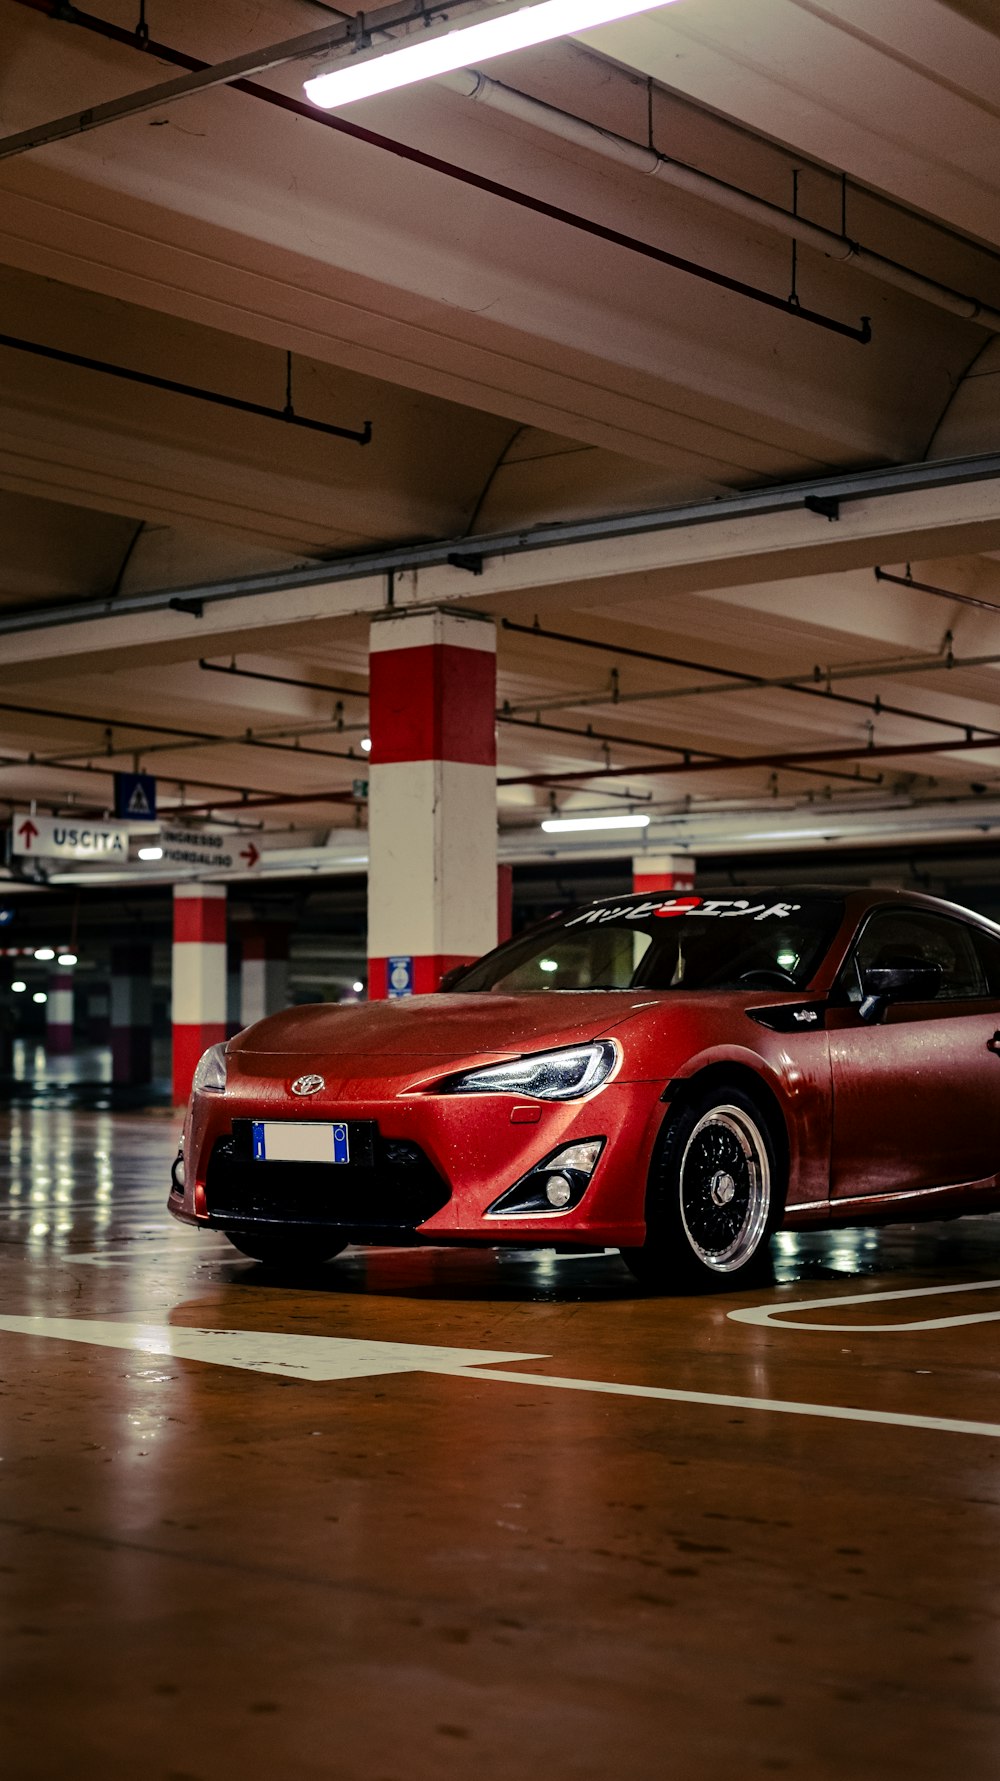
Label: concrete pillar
xmin=367 ymin=608 xmax=497 ymax=998
xmin=110 ymin=942 xmax=152 ymax=1086
xmin=46 ymin=966 xmax=74 ymax=1055
xmin=240 ymin=924 xmax=290 ymax=1027
xmin=172 ymin=883 xmax=227 ymax=1105
xmin=632 ymin=852 xmax=696 ymax=895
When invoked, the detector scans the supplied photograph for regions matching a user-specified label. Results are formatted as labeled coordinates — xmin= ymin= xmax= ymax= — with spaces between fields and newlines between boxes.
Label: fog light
xmin=545 ymin=1172 xmax=573 ymax=1208
xmin=486 ymin=1137 xmax=606 ymax=1218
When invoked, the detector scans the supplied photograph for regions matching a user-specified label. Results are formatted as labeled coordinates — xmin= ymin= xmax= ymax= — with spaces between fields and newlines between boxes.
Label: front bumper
xmin=169 ymin=1073 xmax=661 ymax=1248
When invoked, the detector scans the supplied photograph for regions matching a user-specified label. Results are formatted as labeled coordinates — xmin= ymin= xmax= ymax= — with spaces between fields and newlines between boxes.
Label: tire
xmin=623 ymin=1085 xmax=783 ymax=1292
xmin=224 ymin=1228 xmax=348 ymax=1268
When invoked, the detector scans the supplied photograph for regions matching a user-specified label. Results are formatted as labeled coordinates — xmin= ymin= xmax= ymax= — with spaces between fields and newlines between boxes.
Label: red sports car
xmin=169 ymin=886 xmax=1000 ymax=1288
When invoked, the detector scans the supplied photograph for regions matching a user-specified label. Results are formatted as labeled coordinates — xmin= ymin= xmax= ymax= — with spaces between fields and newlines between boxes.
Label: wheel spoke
xmin=678 ymin=1106 xmax=771 ymax=1273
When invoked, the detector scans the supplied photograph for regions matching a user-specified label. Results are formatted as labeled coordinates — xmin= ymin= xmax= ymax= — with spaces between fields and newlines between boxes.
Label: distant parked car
xmin=169 ymin=886 xmax=1000 ymax=1288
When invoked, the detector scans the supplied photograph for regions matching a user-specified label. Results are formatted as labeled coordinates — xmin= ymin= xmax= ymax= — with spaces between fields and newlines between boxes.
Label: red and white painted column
xmin=172 ymin=883 xmax=227 ymax=1105
xmin=46 ymin=965 xmax=74 ymax=1055
xmin=240 ymin=923 xmax=290 ymax=1027
xmin=367 ymin=608 xmax=497 ymax=998
xmin=110 ymin=942 xmax=152 ymax=1086
xmin=632 ymin=851 xmax=696 ymax=896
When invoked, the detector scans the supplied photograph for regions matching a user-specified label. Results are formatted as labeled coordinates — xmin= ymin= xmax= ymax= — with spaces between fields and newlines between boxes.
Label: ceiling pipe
xmin=0 ymin=698 xmax=363 ymax=765
xmin=444 ymin=70 xmax=1000 ymax=335
xmin=497 ymin=712 xmax=884 ymax=787
xmin=199 ymin=658 xmax=368 ymax=701
xmin=500 ymin=617 xmax=1000 ymax=739
xmin=0 ymin=1 xmax=414 ymax=159
xmin=7 ymin=0 xmax=870 ymax=345
xmin=0 ymin=331 xmax=372 ymax=445
xmin=4 ymin=448 xmax=1000 ymax=639
xmin=503 ymin=732 xmax=1000 ymax=789
xmin=0 ymin=751 xmax=329 ymax=806
xmin=874 ymin=565 xmax=1000 ymax=614
xmin=195 ymin=650 xmax=882 ymax=780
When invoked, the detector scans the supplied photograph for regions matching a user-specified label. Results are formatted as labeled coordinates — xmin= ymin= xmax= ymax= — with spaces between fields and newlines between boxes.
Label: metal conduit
xmin=444 ymin=71 xmax=1000 ymax=334
xmin=8 ymin=0 xmax=869 ymax=344
xmin=0 ymin=698 xmax=363 ymax=765
xmin=497 ymin=712 xmax=884 ymax=787
xmin=499 ymin=618 xmax=1000 ymax=739
xmin=503 ymin=732 xmax=1000 ymax=789
xmin=0 ymin=331 xmax=372 ymax=445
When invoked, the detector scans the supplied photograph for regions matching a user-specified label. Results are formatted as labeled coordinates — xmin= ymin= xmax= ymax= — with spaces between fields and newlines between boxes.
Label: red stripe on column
xmin=172 ymin=1022 xmax=226 ymax=1108
xmin=367 ymin=955 xmax=476 ymax=1000
xmin=370 ymin=644 xmax=496 ymax=765
xmin=173 ymin=899 xmax=227 ymax=944
xmin=241 ymin=923 xmax=290 ymax=962
xmin=633 ymin=871 xmax=695 ymax=894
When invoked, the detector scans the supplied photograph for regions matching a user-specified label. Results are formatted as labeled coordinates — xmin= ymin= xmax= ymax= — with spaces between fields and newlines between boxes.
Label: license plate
xmin=251 ymin=1121 xmax=350 ymax=1164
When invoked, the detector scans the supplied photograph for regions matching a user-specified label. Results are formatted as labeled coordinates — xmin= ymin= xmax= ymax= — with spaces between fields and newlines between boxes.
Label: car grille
xmin=204 ymin=1127 xmax=451 ymax=1234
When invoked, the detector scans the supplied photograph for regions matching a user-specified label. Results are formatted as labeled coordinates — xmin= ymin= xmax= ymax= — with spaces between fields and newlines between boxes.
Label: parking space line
xmin=729 ymin=1276 xmax=1000 ymax=1332
xmin=2 ymin=1313 xmax=999 ymax=1439
xmin=451 ymin=1366 xmax=1000 ymax=1438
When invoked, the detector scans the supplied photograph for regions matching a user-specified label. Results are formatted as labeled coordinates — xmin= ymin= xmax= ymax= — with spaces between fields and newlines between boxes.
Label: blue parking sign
xmin=387 ymin=955 xmax=414 ymax=998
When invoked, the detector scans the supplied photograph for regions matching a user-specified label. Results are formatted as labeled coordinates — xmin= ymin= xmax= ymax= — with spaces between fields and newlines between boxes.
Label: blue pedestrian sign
xmin=387 ymin=955 xmax=414 ymax=998
xmin=115 ymin=772 xmax=157 ymax=821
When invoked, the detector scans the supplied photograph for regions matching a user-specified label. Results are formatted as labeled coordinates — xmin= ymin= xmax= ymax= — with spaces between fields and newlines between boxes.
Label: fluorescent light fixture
xmin=304 ymin=0 xmax=681 ymax=110
xmin=352 ymin=980 xmax=364 ymax=993
xmin=33 ymin=946 xmax=55 ymax=961
xmin=539 ymin=958 xmax=559 ymax=971
xmin=57 ymin=953 xmax=78 ymax=967
xmin=32 ymin=991 xmax=47 ymax=1005
xmin=11 ymin=980 xmax=26 ymax=993
xmin=359 ymin=737 xmax=372 ymax=753
xmin=541 ymin=813 xmax=650 ymax=834
xmin=138 ymin=846 xmax=164 ymax=861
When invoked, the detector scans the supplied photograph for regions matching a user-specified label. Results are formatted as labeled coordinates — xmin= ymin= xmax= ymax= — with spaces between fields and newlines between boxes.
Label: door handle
xmin=988 ymin=1032 xmax=1000 ymax=1055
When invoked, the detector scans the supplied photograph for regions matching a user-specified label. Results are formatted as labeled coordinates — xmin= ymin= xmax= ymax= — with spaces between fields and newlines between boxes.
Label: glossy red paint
xmin=169 ymin=888 xmax=1000 ymax=1258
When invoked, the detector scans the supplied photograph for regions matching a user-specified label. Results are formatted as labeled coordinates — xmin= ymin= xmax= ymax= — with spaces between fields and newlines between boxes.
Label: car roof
xmin=572 ymin=884 xmax=1000 ymax=932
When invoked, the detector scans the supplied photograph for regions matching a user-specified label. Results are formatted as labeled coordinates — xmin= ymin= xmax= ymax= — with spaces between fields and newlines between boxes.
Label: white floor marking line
xmin=0 ymin=1315 xmax=545 ymax=1381
xmin=449 ymin=1368 xmax=1000 ymax=1439
xmin=729 ymin=1276 xmax=1000 ymax=1333
xmin=2 ymin=1313 xmax=1000 ymax=1437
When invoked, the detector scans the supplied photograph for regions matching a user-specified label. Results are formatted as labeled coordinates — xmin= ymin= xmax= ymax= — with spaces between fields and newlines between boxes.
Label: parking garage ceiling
xmin=3 ymin=0 xmax=1000 ymax=882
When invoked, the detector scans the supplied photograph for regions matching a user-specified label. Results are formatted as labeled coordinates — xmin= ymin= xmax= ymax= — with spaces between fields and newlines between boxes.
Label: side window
xmin=971 ymin=925 xmax=1000 ymax=997
xmin=844 ymin=910 xmax=987 ymax=1004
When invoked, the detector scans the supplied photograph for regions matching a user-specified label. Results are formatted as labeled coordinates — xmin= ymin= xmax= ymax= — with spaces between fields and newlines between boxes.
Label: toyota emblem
xmin=291 ymin=1073 xmax=325 ymax=1097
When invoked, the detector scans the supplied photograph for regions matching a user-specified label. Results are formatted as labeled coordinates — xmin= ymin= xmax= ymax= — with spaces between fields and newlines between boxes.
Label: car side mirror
xmin=859 ymin=957 xmax=943 ymax=1023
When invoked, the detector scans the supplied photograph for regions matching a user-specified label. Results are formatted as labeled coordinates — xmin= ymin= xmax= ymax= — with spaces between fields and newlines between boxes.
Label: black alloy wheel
xmin=623 ymin=1084 xmax=783 ymax=1291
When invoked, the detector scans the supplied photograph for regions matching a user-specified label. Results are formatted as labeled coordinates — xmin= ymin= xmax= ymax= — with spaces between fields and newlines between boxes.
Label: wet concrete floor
xmin=2 ymin=1107 xmax=1000 ymax=1779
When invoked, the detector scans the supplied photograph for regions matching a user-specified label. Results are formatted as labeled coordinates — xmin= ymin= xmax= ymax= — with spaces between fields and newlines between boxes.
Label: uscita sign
xmin=12 ymin=815 xmax=129 ymax=860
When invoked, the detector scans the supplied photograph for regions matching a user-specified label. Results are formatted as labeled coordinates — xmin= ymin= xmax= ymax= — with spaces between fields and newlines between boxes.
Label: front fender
xmin=658 ymin=1037 xmax=830 ymax=1210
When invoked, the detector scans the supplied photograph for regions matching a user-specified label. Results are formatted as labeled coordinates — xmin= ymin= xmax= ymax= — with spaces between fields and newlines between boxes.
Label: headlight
xmin=192 ymin=1042 xmax=228 ymax=1094
xmin=442 ymin=1041 xmax=617 ymax=1100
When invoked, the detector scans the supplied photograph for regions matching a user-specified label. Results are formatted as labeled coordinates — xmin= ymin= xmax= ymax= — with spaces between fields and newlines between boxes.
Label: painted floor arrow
xmin=2 ymin=1314 xmax=999 ymax=1439
xmin=0 ymin=1315 xmax=545 ymax=1380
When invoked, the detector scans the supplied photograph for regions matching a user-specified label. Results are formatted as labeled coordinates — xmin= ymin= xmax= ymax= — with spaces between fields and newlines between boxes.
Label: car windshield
xmin=453 ymin=894 xmax=845 ymax=994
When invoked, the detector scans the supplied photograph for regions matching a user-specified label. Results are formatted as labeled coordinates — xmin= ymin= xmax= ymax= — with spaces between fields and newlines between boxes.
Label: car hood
xmin=232 ymin=992 xmax=663 ymax=1062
